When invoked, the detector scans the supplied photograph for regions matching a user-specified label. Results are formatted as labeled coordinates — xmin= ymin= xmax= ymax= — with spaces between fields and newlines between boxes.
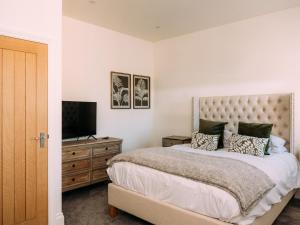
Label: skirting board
xmin=108 ymin=183 xmax=296 ymax=225
xmin=54 ymin=212 xmax=64 ymax=225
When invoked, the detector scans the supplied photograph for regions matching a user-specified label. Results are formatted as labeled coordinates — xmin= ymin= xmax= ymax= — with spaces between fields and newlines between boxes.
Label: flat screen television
xmin=62 ymin=101 xmax=97 ymax=139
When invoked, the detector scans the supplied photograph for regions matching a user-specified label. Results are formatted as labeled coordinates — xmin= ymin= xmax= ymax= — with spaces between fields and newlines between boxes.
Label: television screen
xmin=62 ymin=101 xmax=97 ymax=139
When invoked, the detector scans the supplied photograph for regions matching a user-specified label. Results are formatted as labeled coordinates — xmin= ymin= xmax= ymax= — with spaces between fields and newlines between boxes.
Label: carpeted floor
xmin=62 ymin=182 xmax=300 ymax=225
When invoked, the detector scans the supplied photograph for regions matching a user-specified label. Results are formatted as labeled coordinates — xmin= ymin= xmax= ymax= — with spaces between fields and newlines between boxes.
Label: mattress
xmin=107 ymin=144 xmax=300 ymax=225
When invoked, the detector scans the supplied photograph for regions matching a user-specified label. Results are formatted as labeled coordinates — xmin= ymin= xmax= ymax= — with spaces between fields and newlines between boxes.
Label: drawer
xmin=92 ymin=154 xmax=116 ymax=169
xmin=92 ymin=169 xmax=108 ymax=182
xmin=62 ymin=159 xmax=90 ymax=174
xmin=93 ymin=144 xmax=120 ymax=156
xmin=62 ymin=172 xmax=90 ymax=188
xmin=62 ymin=147 xmax=91 ymax=162
xmin=163 ymin=139 xmax=183 ymax=147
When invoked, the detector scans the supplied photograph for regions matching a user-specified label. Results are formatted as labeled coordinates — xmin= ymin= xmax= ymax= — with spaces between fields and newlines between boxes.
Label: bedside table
xmin=162 ymin=136 xmax=191 ymax=147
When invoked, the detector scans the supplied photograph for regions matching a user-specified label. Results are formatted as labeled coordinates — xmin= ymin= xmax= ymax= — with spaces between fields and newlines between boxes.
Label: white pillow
xmin=268 ymin=135 xmax=287 ymax=154
xmin=269 ymin=135 xmax=286 ymax=147
xmin=223 ymin=130 xmax=233 ymax=148
xmin=269 ymin=146 xmax=288 ymax=154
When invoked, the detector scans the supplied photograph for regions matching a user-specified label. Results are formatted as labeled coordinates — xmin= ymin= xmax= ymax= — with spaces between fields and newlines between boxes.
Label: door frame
xmin=0 ymin=29 xmax=64 ymax=225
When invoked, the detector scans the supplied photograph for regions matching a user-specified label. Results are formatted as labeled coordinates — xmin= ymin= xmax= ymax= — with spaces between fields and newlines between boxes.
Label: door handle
xmin=40 ymin=132 xmax=46 ymax=148
xmin=32 ymin=132 xmax=49 ymax=148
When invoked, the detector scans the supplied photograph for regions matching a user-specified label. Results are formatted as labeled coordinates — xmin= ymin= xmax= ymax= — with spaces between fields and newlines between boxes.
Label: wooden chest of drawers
xmin=62 ymin=137 xmax=122 ymax=192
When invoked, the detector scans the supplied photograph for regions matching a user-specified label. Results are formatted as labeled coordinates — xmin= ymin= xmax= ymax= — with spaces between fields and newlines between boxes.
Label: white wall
xmin=154 ymin=7 xmax=300 ymax=156
xmin=0 ymin=1 xmax=64 ymax=225
xmin=62 ymin=17 xmax=154 ymax=151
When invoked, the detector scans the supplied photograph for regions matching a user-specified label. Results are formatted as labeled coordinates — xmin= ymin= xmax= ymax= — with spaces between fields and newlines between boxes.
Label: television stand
xmin=87 ymin=135 xmax=97 ymax=140
xmin=62 ymin=137 xmax=122 ymax=192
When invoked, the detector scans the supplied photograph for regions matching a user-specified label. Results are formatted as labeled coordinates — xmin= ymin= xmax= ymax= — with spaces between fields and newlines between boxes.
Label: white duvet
xmin=107 ymin=144 xmax=300 ymax=225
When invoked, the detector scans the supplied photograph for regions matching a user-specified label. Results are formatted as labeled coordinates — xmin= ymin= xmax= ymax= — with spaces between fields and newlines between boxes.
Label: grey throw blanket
xmin=108 ymin=148 xmax=275 ymax=216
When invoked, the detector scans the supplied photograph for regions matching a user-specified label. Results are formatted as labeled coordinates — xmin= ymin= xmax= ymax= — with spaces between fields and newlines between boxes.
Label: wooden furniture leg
xmin=108 ymin=205 xmax=118 ymax=218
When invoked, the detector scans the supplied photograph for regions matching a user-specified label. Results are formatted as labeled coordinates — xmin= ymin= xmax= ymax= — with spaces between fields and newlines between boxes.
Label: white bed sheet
xmin=107 ymin=144 xmax=300 ymax=225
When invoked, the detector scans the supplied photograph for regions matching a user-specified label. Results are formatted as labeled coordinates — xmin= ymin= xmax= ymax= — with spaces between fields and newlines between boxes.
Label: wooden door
xmin=0 ymin=36 xmax=48 ymax=225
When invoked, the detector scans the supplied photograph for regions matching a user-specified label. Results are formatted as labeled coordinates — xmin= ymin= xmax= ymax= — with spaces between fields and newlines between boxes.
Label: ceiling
xmin=63 ymin=0 xmax=300 ymax=42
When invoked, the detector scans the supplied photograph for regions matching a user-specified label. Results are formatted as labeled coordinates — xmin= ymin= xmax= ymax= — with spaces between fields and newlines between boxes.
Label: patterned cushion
xmin=238 ymin=122 xmax=273 ymax=155
xmin=191 ymin=132 xmax=220 ymax=151
xmin=199 ymin=119 xmax=227 ymax=148
xmin=229 ymin=134 xmax=269 ymax=157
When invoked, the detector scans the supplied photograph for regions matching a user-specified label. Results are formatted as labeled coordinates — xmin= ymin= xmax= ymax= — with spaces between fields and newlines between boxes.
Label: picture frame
xmin=111 ymin=71 xmax=131 ymax=109
xmin=133 ymin=75 xmax=150 ymax=109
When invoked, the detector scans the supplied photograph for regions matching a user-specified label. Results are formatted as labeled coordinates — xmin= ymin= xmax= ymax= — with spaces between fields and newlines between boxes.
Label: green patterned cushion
xmin=191 ymin=132 xmax=220 ymax=151
xmin=238 ymin=122 xmax=273 ymax=155
xmin=199 ymin=119 xmax=227 ymax=149
xmin=229 ymin=134 xmax=269 ymax=157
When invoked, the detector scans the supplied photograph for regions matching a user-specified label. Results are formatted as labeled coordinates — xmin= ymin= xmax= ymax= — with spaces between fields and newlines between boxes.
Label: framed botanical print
xmin=111 ymin=71 xmax=131 ymax=109
xmin=133 ymin=75 xmax=150 ymax=109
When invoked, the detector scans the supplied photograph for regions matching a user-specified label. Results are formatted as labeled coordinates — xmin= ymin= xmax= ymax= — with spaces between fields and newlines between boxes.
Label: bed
xmin=107 ymin=93 xmax=299 ymax=225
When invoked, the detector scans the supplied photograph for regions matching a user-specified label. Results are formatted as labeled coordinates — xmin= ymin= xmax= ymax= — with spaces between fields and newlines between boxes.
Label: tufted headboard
xmin=192 ymin=93 xmax=294 ymax=153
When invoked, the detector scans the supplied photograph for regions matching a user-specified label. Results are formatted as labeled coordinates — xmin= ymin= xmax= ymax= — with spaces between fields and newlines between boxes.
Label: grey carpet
xmin=63 ymin=182 xmax=300 ymax=225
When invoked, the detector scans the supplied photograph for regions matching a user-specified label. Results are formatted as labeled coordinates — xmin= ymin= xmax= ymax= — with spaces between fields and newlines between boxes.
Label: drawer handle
xmin=72 ymin=178 xmax=75 ymax=182
xmin=105 ymin=158 xmax=108 ymax=161
xmin=72 ymin=152 xmax=76 ymax=156
xmin=72 ymin=164 xmax=75 ymax=168
xmin=105 ymin=147 xmax=108 ymax=150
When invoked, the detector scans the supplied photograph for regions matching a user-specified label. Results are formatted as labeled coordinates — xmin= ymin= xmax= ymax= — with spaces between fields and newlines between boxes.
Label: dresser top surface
xmin=163 ymin=136 xmax=191 ymax=141
xmin=62 ymin=137 xmax=122 ymax=148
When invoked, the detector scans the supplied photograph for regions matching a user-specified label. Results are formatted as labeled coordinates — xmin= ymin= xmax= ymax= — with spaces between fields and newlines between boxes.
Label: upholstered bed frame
xmin=192 ymin=93 xmax=294 ymax=153
xmin=108 ymin=93 xmax=296 ymax=225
